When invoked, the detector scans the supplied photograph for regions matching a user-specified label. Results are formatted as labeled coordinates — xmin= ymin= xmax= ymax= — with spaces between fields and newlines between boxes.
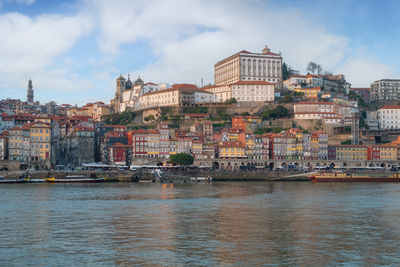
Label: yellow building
xmin=294 ymin=87 xmax=321 ymax=99
xmin=218 ymin=141 xmax=245 ymax=158
xmin=8 ymin=127 xmax=23 ymax=161
xmin=245 ymin=133 xmax=255 ymax=158
xmin=30 ymin=121 xmax=51 ymax=164
xmin=378 ymin=145 xmax=397 ymax=161
xmin=336 ymin=145 xmax=367 ymax=161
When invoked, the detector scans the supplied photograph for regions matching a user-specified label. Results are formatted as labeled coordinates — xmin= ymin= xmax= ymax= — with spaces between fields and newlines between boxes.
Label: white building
xmin=283 ymin=75 xmax=307 ymax=90
xmin=377 ymin=105 xmax=400 ymax=129
xmin=0 ymin=134 xmax=7 ymax=160
xmin=137 ymin=84 xmax=218 ymax=110
xmin=214 ymin=44 xmax=282 ymax=86
xmin=294 ymin=102 xmax=335 ymax=114
xmin=203 ymin=81 xmax=274 ymax=102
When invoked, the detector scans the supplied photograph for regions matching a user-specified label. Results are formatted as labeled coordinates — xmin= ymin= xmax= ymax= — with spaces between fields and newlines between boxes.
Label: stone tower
xmin=114 ymin=74 xmax=126 ymax=112
xmin=27 ymin=79 xmax=34 ymax=103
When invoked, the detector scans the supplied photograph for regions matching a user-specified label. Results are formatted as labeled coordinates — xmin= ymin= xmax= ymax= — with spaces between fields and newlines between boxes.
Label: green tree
xmin=282 ymin=62 xmax=296 ymax=80
xmin=144 ymin=114 xmax=155 ymax=122
xmin=261 ymin=105 xmax=288 ymax=120
xmin=282 ymin=95 xmax=293 ymax=103
xmin=169 ymin=153 xmax=194 ymax=166
xmin=307 ymin=61 xmax=322 ymax=74
xmin=225 ymin=98 xmax=237 ymax=104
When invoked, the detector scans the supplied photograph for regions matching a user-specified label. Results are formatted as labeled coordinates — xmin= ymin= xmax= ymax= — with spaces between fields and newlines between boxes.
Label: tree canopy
xmin=282 ymin=62 xmax=296 ymax=80
xmin=306 ymin=61 xmax=323 ymax=75
xmin=102 ymin=111 xmax=136 ymax=125
xmin=261 ymin=105 xmax=288 ymax=120
xmin=169 ymin=153 xmax=194 ymax=166
xmin=225 ymin=98 xmax=237 ymax=104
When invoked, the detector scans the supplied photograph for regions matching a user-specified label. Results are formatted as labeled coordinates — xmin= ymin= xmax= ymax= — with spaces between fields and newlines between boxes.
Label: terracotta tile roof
xmin=380 ymin=105 xmax=400 ymax=110
xmin=230 ymin=81 xmax=274 ymax=86
xmin=102 ymin=125 xmax=127 ymax=129
xmin=74 ymin=126 xmax=94 ymax=132
xmin=296 ymin=102 xmax=334 ymax=105
xmin=111 ymin=142 xmax=130 ymax=148
xmin=295 ymin=112 xmax=338 ymax=115
xmin=140 ymin=84 xmax=209 ymax=97
xmin=131 ymin=129 xmax=159 ymax=135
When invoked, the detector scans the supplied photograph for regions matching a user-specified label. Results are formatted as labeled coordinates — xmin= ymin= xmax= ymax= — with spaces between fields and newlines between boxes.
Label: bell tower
xmin=27 ymin=79 xmax=34 ymax=103
xmin=262 ymin=44 xmax=270 ymax=54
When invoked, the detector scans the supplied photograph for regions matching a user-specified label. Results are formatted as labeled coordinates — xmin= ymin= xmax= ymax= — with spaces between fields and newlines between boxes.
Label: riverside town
xmin=2 ymin=44 xmax=400 ymax=182
xmin=4 ymin=2 xmax=400 ymax=266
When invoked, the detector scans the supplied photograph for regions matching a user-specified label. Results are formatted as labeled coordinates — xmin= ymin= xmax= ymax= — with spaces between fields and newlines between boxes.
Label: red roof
xmin=230 ymin=81 xmax=274 ymax=86
xmin=141 ymin=84 xmax=208 ymax=97
xmin=295 ymin=112 xmax=338 ymax=115
xmin=131 ymin=129 xmax=159 ymax=135
xmin=102 ymin=125 xmax=127 ymax=129
xmin=111 ymin=142 xmax=130 ymax=148
xmin=296 ymin=102 xmax=333 ymax=105
xmin=171 ymin=83 xmax=198 ymax=90
xmin=380 ymin=105 xmax=400 ymax=110
xmin=74 ymin=126 xmax=94 ymax=132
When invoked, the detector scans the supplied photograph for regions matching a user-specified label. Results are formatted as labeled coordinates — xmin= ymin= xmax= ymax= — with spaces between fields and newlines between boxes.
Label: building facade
xmin=377 ymin=105 xmax=400 ymax=129
xmin=203 ymin=81 xmax=274 ymax=102
xmin=214 ymin=44 xmax=282 ymax=86
xmin=371 ymin=79 xmax=400 ymax=102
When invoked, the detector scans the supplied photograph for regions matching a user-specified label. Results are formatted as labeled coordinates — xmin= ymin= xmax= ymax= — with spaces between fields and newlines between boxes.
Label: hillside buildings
xmin=294 ymin=101 xmax=358 ymax=125
xmin=283 ymin=74 xmax=350 ymax=94
xmin=370 ymin=79 xmax=400 ymax=102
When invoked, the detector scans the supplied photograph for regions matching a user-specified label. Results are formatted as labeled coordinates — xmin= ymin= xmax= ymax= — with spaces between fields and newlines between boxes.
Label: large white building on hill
xmin=214 ymin=44 xmax=282 ymax=86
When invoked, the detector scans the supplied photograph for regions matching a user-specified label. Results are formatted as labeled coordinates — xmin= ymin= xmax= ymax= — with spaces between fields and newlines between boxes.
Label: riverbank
xmin=0 ymin=170 xmax=311 ymax=182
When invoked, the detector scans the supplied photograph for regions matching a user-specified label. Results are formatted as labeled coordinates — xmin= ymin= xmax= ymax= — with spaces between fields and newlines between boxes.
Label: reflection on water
xmin=0 ymin=182 xmax=400 ymax=265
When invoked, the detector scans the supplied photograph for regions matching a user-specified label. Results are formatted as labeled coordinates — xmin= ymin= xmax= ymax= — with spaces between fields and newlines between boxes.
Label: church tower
xmin=114 ymin=74 xmax=126 ymax=111
xmin=27 ymin=79 xmax=34 ymax=103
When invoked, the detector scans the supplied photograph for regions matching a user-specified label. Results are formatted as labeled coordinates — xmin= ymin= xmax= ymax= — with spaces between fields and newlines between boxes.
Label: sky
xmin=0 ymin=0 xmax=400 ymax=105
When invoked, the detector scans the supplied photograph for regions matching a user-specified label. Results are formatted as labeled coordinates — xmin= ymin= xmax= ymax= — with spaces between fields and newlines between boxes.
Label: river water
xmin=1 ymin=182 xmax=400 ymax=266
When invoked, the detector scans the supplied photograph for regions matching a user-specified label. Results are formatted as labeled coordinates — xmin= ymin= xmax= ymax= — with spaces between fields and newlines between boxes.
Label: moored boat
xmin=0 ymin=176 xmax=25 ymax=183
xmin=310 ymin=171 xmax=400 ymax=182
xmin=43 ymin=175 xmax=106 ymax=183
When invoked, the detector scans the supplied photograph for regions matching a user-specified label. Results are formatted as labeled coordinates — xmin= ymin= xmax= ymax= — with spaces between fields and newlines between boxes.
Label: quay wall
xmin=0 ymin=170 xmax=310 ymax=182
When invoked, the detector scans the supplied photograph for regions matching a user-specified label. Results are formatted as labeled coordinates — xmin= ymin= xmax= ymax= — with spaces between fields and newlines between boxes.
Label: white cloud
xmin=1 ymin=0 xmax=35 ymax=7
xmin=0 ymin=13 xmax=92 ymax=74
xmin=15 ymin=0 xmax=35 ymax=6
xmin=0 ymin=11 xmax=94 ymax=104
xmin=86 ymin=0 xmax=382 ymax=87
xmin=338 ymin=57 xmax=395 ymax=87
xmin=0 ymin=0 xmax=396 ymax=105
